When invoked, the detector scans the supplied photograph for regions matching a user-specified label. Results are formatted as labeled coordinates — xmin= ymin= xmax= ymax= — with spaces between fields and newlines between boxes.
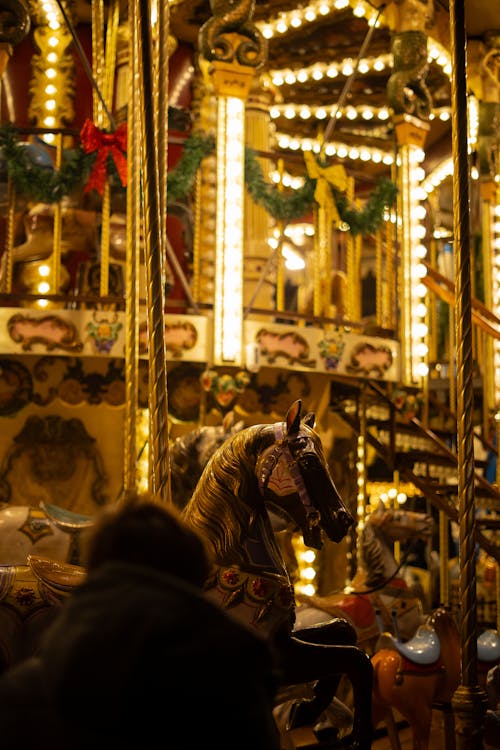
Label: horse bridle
xmin=257 ymin=422 xmax=321 ymax=533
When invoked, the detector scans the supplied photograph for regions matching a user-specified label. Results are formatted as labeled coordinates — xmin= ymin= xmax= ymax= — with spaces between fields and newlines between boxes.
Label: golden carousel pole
xmin=449 ymin=0 xmax=489 ymax=745
xmin=134 ymin=0 xmax=170 ymax=502
xmin=0 ymin=1 xmax=30 ymax=295
xmin=123 ymin=4 xmax=140 ymax=493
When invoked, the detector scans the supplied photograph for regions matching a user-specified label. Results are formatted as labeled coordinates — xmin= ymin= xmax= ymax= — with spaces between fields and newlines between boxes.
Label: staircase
xmin=329 ymin=375 xmax=500 ymax=566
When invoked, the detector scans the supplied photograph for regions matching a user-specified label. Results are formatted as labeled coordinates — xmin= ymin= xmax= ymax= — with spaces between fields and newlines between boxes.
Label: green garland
xmin=0 ymin=123 xmax=94 ymax=202
xmin=0 ymin=124 xmax=397 ymax=236
xmin=166 ymin=131 xmax=215 ymax=204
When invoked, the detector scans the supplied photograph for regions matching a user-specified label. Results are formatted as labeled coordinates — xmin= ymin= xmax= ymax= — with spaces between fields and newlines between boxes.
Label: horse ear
xmin=303 ymin=411 xmax=316 ymax=429
xmin=285 ymin=400 xmax=302 ymax=436
xmin=222 ymin=411 xmax=234 ymax=433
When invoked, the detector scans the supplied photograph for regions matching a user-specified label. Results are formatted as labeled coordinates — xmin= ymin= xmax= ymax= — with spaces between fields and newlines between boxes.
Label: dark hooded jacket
xmin=0 ymin=560 xmax=281 ymax=750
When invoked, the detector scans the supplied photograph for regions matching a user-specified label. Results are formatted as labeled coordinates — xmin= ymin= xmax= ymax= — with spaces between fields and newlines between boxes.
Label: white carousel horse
xmin=0 ymin=411 xmax=244 ymax=568
xmin=0 ymin=414 xmax=244 ymax=672
xmin=294 ymin=501 xmax=433 ymax=654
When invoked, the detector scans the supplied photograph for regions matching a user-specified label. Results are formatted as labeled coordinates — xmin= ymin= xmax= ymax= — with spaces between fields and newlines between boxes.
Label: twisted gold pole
xmin=157 ymin=0 xmax=169 ymax=298
xmin=2 ymin=177 xmax=15 ymax=293
xmin=52 ymin=133 xmax=63 ymax=295
xmin=136 ymin=0 xmax=170 ymax=503
xmin=123 ymin=0 xmax=140 ymax=493
xmin=449 ymin=0 xmax=488 ymax=745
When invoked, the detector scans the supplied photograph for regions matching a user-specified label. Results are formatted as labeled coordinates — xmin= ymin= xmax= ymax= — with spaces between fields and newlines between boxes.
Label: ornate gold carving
xmin=198 ymin=0 xmax=266 ymax=69
xmin=8 ymin=313 xmax=84 ymax=353
xmin=393 ymin=113 xmax=431 ymax=147
xmin=387 ymin=30 xmax=433 ymax=120
xmin=0 ymin=0 xmax=30 ymax=47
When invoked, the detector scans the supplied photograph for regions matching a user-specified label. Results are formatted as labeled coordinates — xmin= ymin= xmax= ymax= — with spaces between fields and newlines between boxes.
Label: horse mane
xmin=182 ymin=423 xmax=277 ymax=568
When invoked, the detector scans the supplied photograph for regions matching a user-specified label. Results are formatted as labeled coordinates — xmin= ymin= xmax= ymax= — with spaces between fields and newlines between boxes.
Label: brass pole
xmin=2 ymin=177 xmax=15 ymax=293
xmin=136 ymin=0 xmax=170 ymax=502
xmin=123 ymin=0 xmax=140 ymax=493
xmin=449 ymin=0 xmax=488 ymax=745
xmin=91 ymin=0 xmax=105 ymax=126
xmin=345 ymin=177 xmax=355 ymax=320
xmin=375 ymin=229 xmax=382 ymax=326
xmin=156 ymin=0 xmax=170 ymax=307
xmin=51 ymin=133 xmax=63 ymax=296
xmin=439 ymin=510 xmax=450 ymax=607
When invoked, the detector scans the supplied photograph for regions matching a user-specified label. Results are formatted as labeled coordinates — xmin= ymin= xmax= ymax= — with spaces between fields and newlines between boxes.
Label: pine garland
xmin=167 ymin=131 xmax=215 ymax=204
xmin=0 ymin=123 xmax=94 ymax=202
xmin=244 ymin=147 xmax=316 ymax=222
xmin=0 ymin=124 xmax=397 ymax=235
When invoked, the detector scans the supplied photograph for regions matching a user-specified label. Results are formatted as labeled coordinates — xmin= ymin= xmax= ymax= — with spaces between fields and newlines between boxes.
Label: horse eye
xmin=297 ymin=453 xmax=318 ymax=471
xmin=290 ymin=437 xmax=308 ymax=453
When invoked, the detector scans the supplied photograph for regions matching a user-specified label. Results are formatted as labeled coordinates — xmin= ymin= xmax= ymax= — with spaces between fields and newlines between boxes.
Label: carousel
xmin=0 ymin=0 xmax=499 ymax=748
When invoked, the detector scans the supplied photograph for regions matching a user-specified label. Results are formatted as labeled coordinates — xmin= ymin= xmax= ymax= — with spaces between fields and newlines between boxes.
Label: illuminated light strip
xmin=421 ymin=158 xmax=454 ymax=195
xmin=257 ymin=1 xmax=451 ymax=76
xmin=258 ymin=0 xmax=380 ymax=40
xmin=293 ymin=537 xmax=318 ymax=596
xmin=275 ymin=131 xmax=394 ymax=165
xmin=402 ymin=146 xmax=429 ymax=382
xmin=265 ymin=54 xmax=393 ymax=86
xmin=493 ymin=195 xmax=500 ymax=405
xmin=356 ymin=433 xmax=366 ymax=534
xmin=35 ymin=0 xmax=65 ymax=144
xmin=270 ymin=103 xmax=451 ymax=123
xmin=213 ymin=95 xmax=245 ymax=364
xmin=170 ymin=64 xmax=195 ymax=107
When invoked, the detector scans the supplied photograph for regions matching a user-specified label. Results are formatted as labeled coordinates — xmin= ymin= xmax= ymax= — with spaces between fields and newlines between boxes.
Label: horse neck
xmin=430 ymin=609 xmax=461 ymax=697
xmin=361 ymin=524 xmax=400 ymax=588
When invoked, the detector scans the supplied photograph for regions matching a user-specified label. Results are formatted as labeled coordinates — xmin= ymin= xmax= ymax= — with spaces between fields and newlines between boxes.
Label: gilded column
xmin=387 ymin=20 xmax=432 ymax=385
xmin=470 ymin=34 xmax=500 ymax=423
xmin=198 ymin=0 xmax=267 ymax=366
xmin=244 ymin=80 xmax=276 ymax=315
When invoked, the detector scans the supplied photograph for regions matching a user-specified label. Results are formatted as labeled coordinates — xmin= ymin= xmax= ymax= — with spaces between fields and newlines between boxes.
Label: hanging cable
xmin=320 ymin=4 xmax=386 ymax=158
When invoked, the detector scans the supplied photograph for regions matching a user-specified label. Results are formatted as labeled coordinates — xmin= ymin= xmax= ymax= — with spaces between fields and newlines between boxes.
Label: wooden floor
xmin=288 ymin=708 xmax=454 ymax=749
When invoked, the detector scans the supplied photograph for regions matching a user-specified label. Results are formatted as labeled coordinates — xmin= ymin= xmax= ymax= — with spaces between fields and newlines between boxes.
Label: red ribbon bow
xmin=80 ymin=119 xmax=128 ymax=195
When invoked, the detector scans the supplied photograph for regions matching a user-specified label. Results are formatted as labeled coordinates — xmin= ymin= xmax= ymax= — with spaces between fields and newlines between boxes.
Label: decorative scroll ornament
xmin=387 ymin=30 xmax=433 ymax=120
xmin=0 ymin=0 xmax=30 ymax=46
xmin=198 ymin=0 xmax=266 ymax=69
xmin=80 ymin=119 xmax=128 ymax=195
xmin=304 ymin=152 xmax=348 ymax=226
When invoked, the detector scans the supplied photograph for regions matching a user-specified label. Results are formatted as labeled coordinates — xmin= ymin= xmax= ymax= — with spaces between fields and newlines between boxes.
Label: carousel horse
xmin=0 ymin=415 xmax=244 ymax=672
xmin=0 ymin=557 xmax=85 ymax=672
xmin=0 ymin=412 xmax=244 ymax=569
xmin=2 ymin=401 xmax=373 ymax=747
xmin=169 ymin=411 xmax=245 ymax=510
xmin=182 ymin=399 xmax=373 ymax=749
xmin=371 ymin=606 xmax=461 ymax=750
xmin=294 ymin=501 xmax=433 ymax=654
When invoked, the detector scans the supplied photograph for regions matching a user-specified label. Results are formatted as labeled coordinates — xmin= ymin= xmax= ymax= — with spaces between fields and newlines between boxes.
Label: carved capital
xmin=387 ymin=30 xmax=433 ymax=120
xmin=393 ymin=113 xmax=430 ymax=147
xmin=0 ymin=0 xmax=30 ymax=46
xmin=198 ymin=0 xmax=267 ymax=70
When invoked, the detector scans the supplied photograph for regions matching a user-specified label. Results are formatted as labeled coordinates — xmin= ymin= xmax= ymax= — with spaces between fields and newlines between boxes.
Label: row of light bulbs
xmin=38 ymin=1 xmax=65 ymax=145
xmin=267 ymin=44 xmax=451 ymax=89
xmin=269 ymin=103 xmax=451 ymax=124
